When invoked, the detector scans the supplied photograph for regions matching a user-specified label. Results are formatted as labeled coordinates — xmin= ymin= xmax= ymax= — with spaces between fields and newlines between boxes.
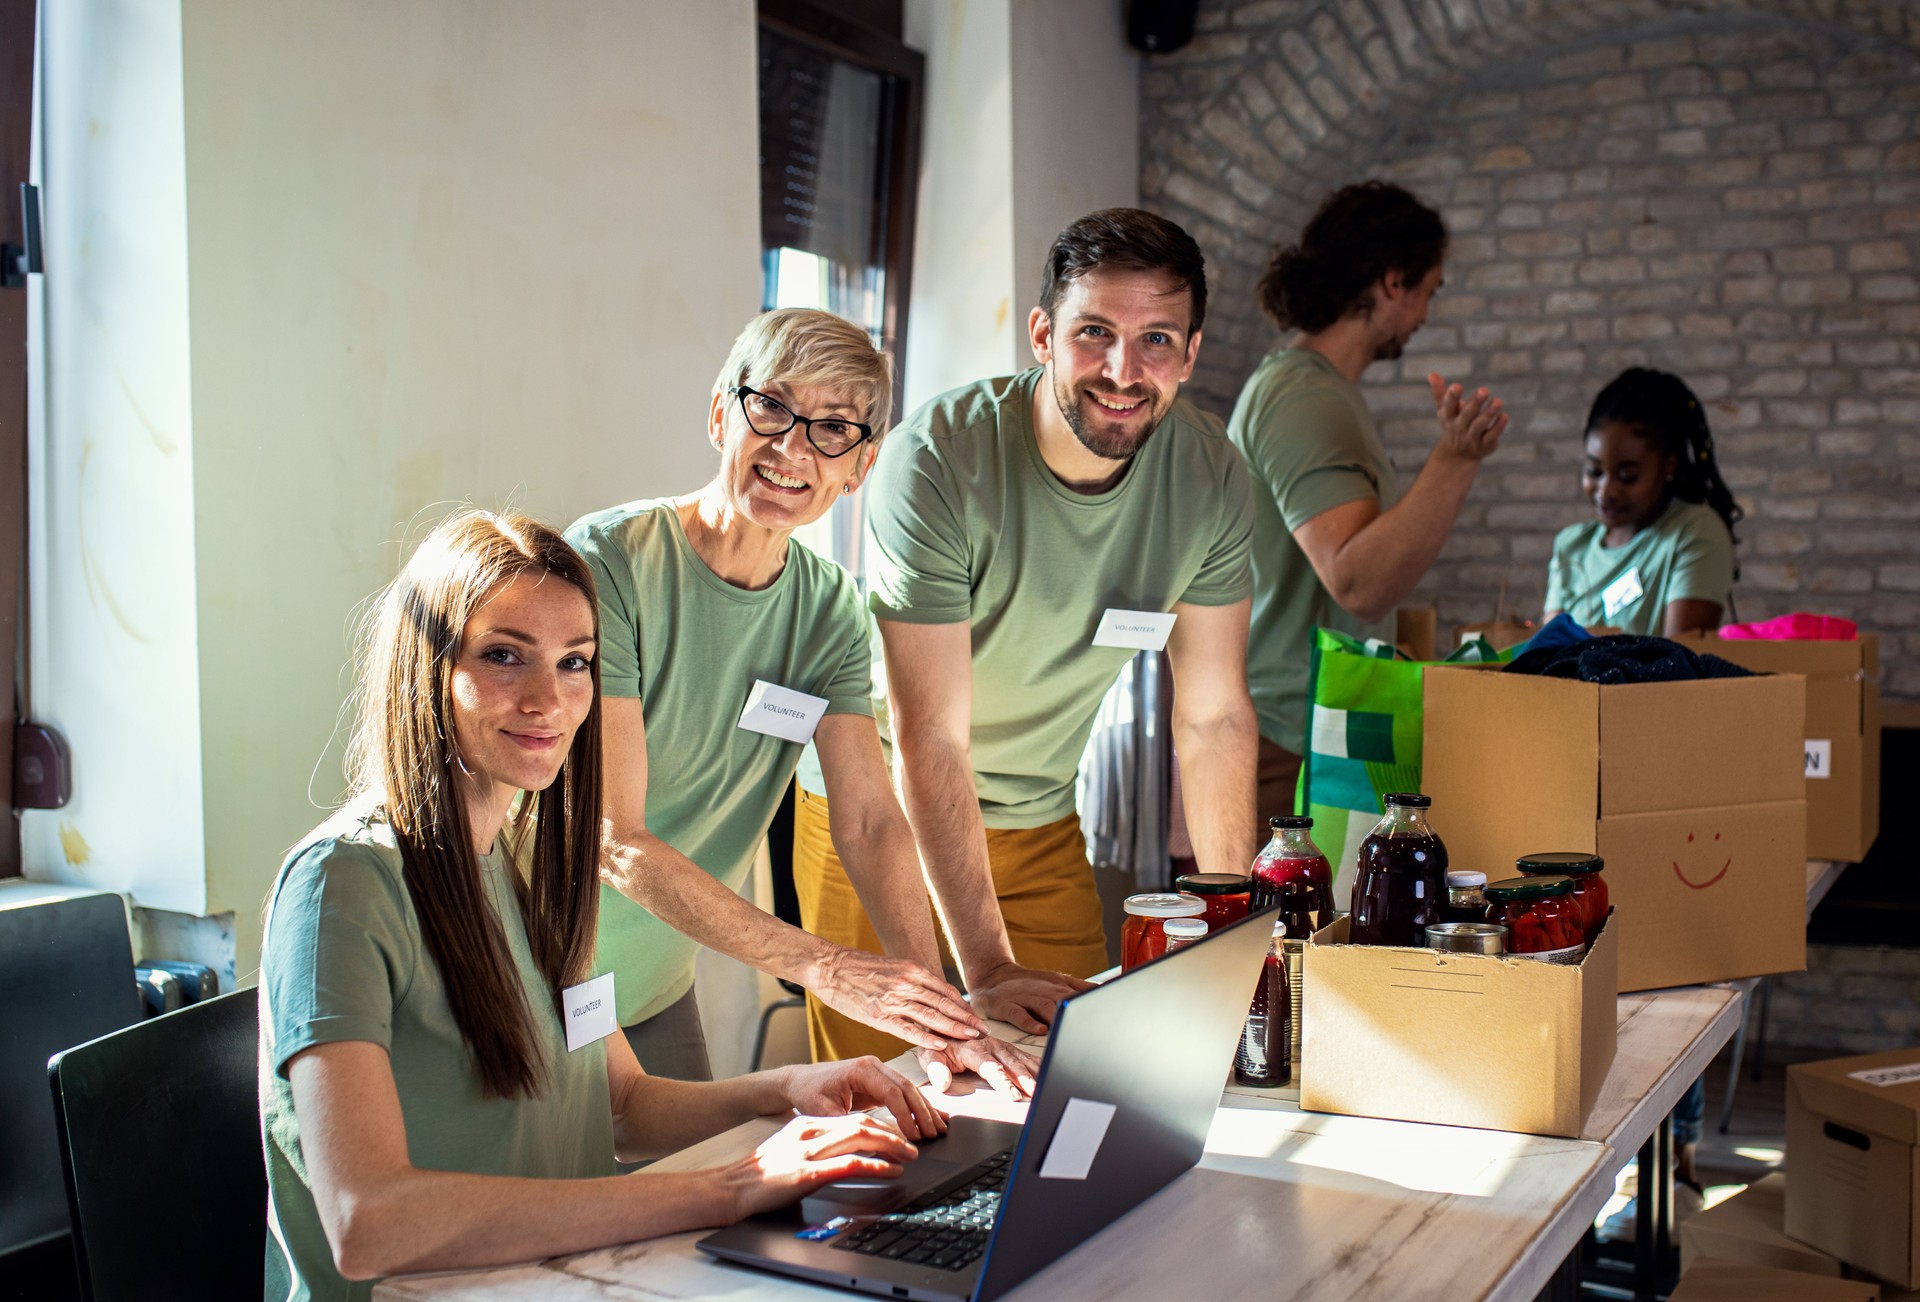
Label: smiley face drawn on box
xmin=1672 ymin=830 xmax=1730 ymax=890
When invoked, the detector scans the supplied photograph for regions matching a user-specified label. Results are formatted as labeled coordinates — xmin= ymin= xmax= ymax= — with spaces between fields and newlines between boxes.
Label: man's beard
xmin=1373 ymin=332 xmax=1409 ymax=362
xmin=1053 ymin=373 xmax=1161 ymax=462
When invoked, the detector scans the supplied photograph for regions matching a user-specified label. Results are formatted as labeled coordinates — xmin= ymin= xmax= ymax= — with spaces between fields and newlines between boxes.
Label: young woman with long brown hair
xmin=260 ymin=510 xmax=940 ymax=1301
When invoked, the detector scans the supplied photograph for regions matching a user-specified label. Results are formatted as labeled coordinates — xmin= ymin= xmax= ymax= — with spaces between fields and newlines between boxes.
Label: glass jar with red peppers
xmin=1121 ymin=893 xmax=1206 ymax=972
xmin=1483 ymin=875 xmax=1585 ymax=963
xmin=1174 ymin=873 xmax=1252 ymax=931
xmin=1515 ymin=853 xmax=1608 ymax=946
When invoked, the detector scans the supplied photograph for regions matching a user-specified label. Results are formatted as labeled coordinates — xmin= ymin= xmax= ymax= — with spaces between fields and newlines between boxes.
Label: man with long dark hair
xmin=793 ymin=209 xmax=1261 ymax=1058
xmin=1230 ymin=181 xmax=1510 ymax=825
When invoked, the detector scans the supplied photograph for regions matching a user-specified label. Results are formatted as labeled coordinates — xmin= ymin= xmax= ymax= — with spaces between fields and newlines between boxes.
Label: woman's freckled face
xmin=1581 ymin=421 xmax=1675 ymax=537
xmin=449 ymin=572 xmax=597 ymax=807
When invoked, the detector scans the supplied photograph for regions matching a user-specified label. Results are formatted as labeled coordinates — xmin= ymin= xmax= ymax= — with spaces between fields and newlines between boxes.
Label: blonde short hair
xmin=711 ymin=308 xmax=895 ymax=440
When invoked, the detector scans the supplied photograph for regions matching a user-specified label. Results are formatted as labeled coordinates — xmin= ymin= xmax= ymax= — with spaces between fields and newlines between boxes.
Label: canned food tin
xmin=1425 ymin=922 xmax=1508 ymax=955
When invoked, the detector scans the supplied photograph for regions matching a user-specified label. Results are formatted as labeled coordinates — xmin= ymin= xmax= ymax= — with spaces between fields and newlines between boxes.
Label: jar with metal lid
xmin=1163 ymin=917 xmax=1209 ymax=952
xmin=1174 ymin=872 xmax=1252 ymax=931
xmin=1252 ymin=815 xmax=1335 ymax=923
xmin=1442 ymin=870 xmax=1488 ymax=925
xmin=1121 ymin=892 xmax=1206 ymax=972
xmin=1483 ymin=875 xmax=1585 ymax=963
xmin=1516 ymin=853 xmax=1608 ymax=946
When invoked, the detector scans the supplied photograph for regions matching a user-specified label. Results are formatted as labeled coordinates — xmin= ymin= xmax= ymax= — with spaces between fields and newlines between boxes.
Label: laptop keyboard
xmin=828 ymin=1148 xmax=1012 ymax=1272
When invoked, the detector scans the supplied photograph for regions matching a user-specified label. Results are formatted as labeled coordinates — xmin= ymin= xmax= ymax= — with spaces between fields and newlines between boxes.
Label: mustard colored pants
xmin=791 ymin=787 xmax=1109 ymax=1063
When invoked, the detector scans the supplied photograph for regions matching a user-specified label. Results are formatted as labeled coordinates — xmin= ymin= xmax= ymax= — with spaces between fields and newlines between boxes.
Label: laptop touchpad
xmin=799 ymin=1157 xmax=960 ymax=1222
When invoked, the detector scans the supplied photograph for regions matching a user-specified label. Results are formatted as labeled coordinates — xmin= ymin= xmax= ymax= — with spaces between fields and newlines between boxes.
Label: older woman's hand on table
xmin=807 ymin=946 xmax=988 ymax=1052
xmin=965 ymin=961 xmax=1095 ymax=1036
xmin=918 ymin=1034 xmax=1042 ymax=1100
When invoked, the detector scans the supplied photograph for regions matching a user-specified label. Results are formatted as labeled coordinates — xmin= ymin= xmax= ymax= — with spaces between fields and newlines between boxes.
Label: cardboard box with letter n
xmin=1787 ymin=1049 xmax=1920 ymax=1291
xmin=1422 ymin=664 xmax=1806 ymax=992
xmin=1675 ymin=633 xmax=1881 ymax=863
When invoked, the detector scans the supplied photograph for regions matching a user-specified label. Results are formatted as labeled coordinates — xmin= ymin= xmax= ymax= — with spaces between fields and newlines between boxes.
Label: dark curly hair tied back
xmin=1257 ymin=181 xmax=1447 ymax=333
xmin=1587 ymin=366 xmax=1744 ymax=551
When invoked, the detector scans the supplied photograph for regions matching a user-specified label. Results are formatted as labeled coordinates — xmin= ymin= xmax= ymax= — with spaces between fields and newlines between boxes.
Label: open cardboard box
xmin=1787 ymin=1049 xmax=1920 ymax=1290
xmin=1298 ymin=910 xmax=1617 ymax=1137
xmin=1422 ymin=663 xmax=1807 ymax=993
xmin=1669 ymin=1261 xmax=1884 ymax=1301
xmin=1681 ymin=1173 xmax=1848 ymax=1277
xmin=1675 ymin=633 xmax=1881 ymax=863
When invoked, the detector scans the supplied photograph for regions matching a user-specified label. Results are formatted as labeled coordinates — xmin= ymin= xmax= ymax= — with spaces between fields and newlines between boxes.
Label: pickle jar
xmin=1442 ymin=870 xmax=1489 ymax=925
xmin=1121 ymin=892 xmax=1206 ymax=971
xmin=1483 ymin=875 xmax=1585 ymax=963
xmin=1516 ymin=852 xmax=1608 ymax=946
xmin=1174 ymin=872 xmax=1252 ymax=931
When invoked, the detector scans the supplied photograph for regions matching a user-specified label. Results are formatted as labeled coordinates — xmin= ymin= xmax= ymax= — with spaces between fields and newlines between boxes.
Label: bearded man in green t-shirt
xmin=1228 ymin=181 xmax=1510 ymax=823
xmin=794 ymin=209 xmax=1262 ymax=1056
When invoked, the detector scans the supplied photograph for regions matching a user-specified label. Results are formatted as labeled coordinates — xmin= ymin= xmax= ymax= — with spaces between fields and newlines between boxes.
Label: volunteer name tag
xmin=1600 ymin=567 xmax=1643 ymax=621
xmin=562 ymin=972 xmax=617 ymax=1052
xmin=1092 ymin=608 xmax=1176 ymax=652
xmin=1805 ymin=739 xmax=1832 ymax=780
xmin=738 ymin=680 xmax=829 ymax=744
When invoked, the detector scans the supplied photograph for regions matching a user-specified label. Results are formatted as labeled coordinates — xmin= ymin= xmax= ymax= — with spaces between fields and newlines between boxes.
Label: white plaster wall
xmin=30 ymin=1 xmax=763 ymax=980
xmin=1007 ymin=0 xmax=1141 ymax=353
xmin=26 ymin=0 xmax=209 ymax=917
xmin=902 ymin=0 xmax=1018 ymax=407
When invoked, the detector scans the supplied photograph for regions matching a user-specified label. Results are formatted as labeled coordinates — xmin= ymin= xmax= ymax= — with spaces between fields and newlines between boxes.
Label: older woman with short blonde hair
xmin=569 ymin=309 xmax=1036 ymax=1097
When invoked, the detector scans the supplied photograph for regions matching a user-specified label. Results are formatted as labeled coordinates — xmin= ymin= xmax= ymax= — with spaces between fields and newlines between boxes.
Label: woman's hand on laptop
xmin=775 ymin=1055 xmax=948 ymax=1142
xmin=722 ymin=1113 xmax=919 ymax=1220
xmin=919 ymin=1034 xmax=1041 ymax=1100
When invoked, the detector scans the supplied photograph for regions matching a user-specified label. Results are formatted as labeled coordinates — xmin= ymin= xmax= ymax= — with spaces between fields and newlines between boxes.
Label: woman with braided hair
xmin=1543 ymin=366 xmax=1741 ymax=637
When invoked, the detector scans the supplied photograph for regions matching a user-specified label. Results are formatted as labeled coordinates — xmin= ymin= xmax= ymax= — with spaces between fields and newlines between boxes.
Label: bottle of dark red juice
xmin=1233 ymin=918 xmax=1290 ymax=1089
xmin=1348 ymin=793 xmax=1448 ymax=947
xmin=1251 ymin=815 xmax=1334 ymax=925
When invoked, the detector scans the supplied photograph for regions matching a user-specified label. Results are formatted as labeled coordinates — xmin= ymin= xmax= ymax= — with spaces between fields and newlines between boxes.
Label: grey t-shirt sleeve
xmin=1180 ymin=444 xmax=1256 ymax=606
xmin=565 ymin=518 xmax=645 ymax=699
xmin=264 ymin=839 xmax=415 ymax=1079
xmin=866 ymin=433 xmax=973 ymax=625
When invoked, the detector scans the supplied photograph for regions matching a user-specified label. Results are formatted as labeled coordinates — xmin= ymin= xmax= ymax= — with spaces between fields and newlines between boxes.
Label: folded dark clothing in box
xmin=1505 ymin=634 xmax=1756 ymax=685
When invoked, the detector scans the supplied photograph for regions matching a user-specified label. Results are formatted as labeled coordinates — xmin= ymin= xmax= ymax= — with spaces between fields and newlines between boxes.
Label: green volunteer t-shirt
xmin=566 ymin=500 xmax=873 ymax=1025
xmin=865 ymin=368 xmax=1253 ymax=828
xmin=261 ymin=804 xmax=614 ymax=1302
xmin=1229 ymin=347 xmax=1401 ymax=755
xmin=1544 ymin=499 xmax=1735 ymax=636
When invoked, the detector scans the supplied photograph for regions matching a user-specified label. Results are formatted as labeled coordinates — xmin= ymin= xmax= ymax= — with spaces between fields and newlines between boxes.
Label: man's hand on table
xmin=965 ymin=961 xmax=1095 ymax=1036
xmin=807 ymin=947 xmax=989 ymax=1053
xmin=917 ymin=1033 xmax=1042 ymax=1100
xmin=722 ymin=1112 xmax=920 ymax=1222
xmin=775 ymin=1055 xmax=947 ymax=1142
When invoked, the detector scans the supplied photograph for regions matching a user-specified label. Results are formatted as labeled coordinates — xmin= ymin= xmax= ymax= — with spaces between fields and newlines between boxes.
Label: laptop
xmin=698 ymin=907 xmax=1277 ymax=1301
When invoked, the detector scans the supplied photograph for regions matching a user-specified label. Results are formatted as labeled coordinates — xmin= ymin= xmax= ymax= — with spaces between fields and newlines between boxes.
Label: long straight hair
xmin=346 ymin=510 xmax=604 ymax=1099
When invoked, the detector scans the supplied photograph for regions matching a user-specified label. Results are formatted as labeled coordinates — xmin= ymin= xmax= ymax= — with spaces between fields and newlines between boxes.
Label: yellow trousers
xmin=791 ymin=786 xmax=1109 ymax=1063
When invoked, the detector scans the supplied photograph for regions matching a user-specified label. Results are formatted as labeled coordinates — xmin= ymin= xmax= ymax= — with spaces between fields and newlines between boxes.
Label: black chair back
xmin=0 ymin=888 xmax=139 ymax=1256
xmin=48 ymin=986 xmax=264 ymax=1302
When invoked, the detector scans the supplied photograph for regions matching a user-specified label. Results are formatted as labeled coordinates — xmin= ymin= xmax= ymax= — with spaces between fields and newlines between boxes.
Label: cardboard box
xmin=1422 ymin=664 xmax=1807 ymax=992
xmin=1395 ymin=606 xmax=1437 ymax=662
xmin=1298 ymin=910 xmax=1618 ymax=1137
xmin=1669 ymin=1260 xmax=1882 ymax=1301
xmin=1681 ymin=1173 xmax=1847 ymax=1277
xmin=1787 ymin=1049 xmax=1920 ymax=1289
xmin=1676 ymin=634 xmax=1881 ymax=863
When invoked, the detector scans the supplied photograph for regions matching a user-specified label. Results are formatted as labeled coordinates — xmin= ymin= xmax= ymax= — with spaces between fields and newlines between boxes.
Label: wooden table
xmin=377 ymin=866 xmax=1840 ymax=1302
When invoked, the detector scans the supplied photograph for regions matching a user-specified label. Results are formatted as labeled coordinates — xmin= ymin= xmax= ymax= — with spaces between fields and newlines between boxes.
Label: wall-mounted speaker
xmin=1125 ymin=0 xmax=1200 ymax=55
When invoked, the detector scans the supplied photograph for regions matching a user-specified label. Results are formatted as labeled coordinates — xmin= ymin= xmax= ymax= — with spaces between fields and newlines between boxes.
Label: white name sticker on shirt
xmin=1600 ymin=567 xmax=1644 ymax=621
xmin=1091 ymin=608 xmax=1176 ymax=652
xmin=562 ymin=972 xmax=618 ymax=1053
xmin=738 ymin=680 xmax=829 ymax=744
xmin=1805 ymin=739 xmax=1833 ymax=780
xmin=1038 ymin=1097 xmax=1117 ymax=1180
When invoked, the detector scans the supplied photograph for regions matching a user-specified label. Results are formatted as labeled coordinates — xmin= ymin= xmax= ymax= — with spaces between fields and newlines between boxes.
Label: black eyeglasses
xmin=729 ymin=386 xmax=872 ymax=458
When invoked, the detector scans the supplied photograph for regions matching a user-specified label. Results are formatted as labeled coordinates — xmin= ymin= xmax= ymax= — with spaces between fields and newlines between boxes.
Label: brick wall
xmin=1769 ymin=943 xmax=1920 ymax=1054
xmin=1141 ymin=0 xmax=1920 ymax=699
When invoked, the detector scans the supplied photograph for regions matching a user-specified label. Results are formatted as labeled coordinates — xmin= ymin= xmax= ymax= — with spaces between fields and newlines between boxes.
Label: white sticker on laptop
xmin=1600 ymin=567 xmax=1643 ymax=621
xmin=562 ymin=972 xmax=618 ymax=1052
xmin=1037 ymin=1097 xmax=1118 ymax=1180
xmin=738 ymin=680 xmax=829 ymax=744
xmin=1805 ymin=739 xmax=1832 ymax=780
xmin=1092 ymin=609 xmax=1176 ymax=652
xmin=1848 ymin=1062 xmax=1920 ymax=1088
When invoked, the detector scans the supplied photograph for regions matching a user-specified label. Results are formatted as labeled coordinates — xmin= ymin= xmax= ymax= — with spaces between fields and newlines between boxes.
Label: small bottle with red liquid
xmin=1251 ymin=815 xmax=1334 ymax=926
xmin=1348 ymin=793 xmax=1448 ymax=947
xmin=1233 ymin=918 xmax=1290 ymax=1088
